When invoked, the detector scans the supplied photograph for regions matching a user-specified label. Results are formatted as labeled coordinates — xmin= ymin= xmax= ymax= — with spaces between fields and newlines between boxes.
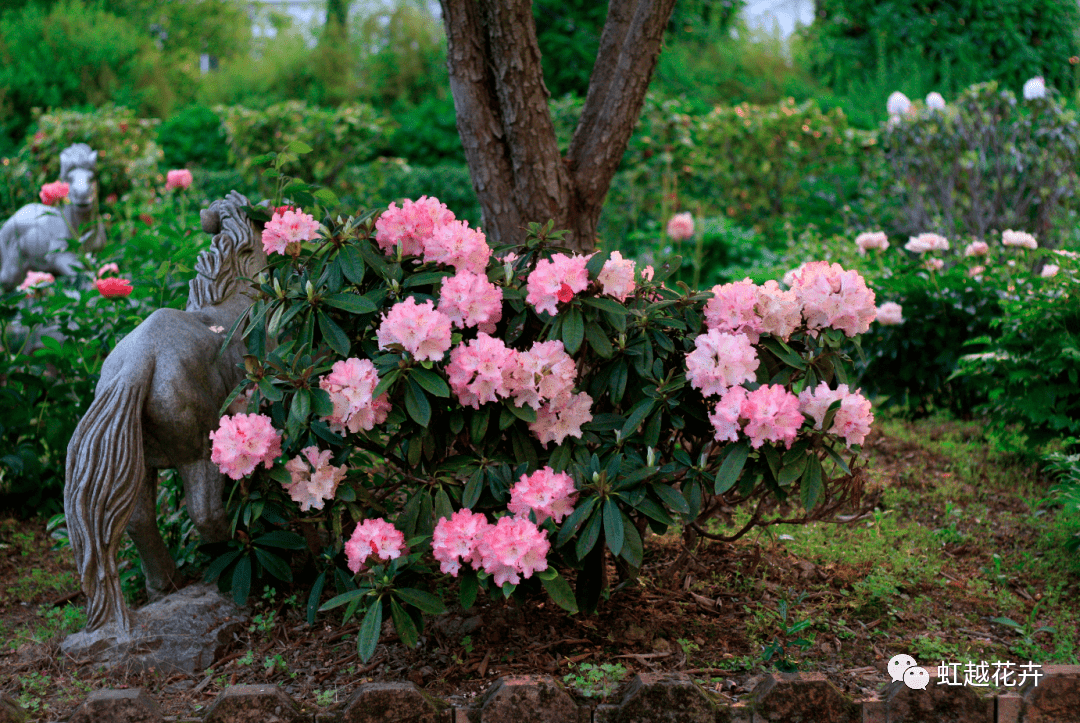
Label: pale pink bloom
xmin=1002 ymin=230 xmax=1038 ymax=249
xmin=741 ymin=384 xmax=803 ymax=450
xmin=782 ymin=265 xmax=806 ymax=288
xmin=666 ymin=212 xmax=695 ymax=241
xmin=875 ymin=302 xmax=904 ymax=325
xmin=797 ymin=382 xmax=843 ymax=431
xmin=475 ymin=515 xmax=550 ymax=587
xmin=708 ymin=386 xmax=749 ymax=443
xmin=345 ymin=518 xmax=406 ymax=573
xmin=282 ymin=446 xmax=347 ymax=512
xmin=904 ymin=233 xmax=950 ymax=254
xmin=964 ymin=241 xmax=989 ymax=257
xmin=787 ymin=261 xmax=877 ymax=337
xmin=886 ymin=91 xmax=911 ymax=116
xmin=508 ymin=467 xmax=577 ymax=524
xmin=530 ymin=391 xmax=593 ymax=447
xmin=598 ymin=251 xmax=636 ymax=301
xmin=510 ymin=339 xmax=577 ymax=411
xmin=968 ymin=265 xmax=986 ymax=277
xmin=319 ymin=357 xmax=391 ymax=433
xmin=754 ymin=280 xmax=801 ymax=341
xmin=1041 ymin=264 xmax=1060 ymax=278
xmin=855 ymin=231 xmax=889 ymax=254
xmin=375 ymin=196 xmax=455 ymax=256
xmin=17 ymin=271 xmax=55 ymax=292
xmin=376 ymin=297 xmax=453 ymax=362
xmin=1053 ymin=250 xmax=1079 ymax=259
xmin=1023 ymin=76 xmax=1047 ymax=101
xmin=165 ymin=169 xmax=193 ymax=191
xmin=642 ymin=265 xmax=655 ymax=281
xmin=704 ymin=279 xmax=762 ymax=342
xmin=39 ymin=181 xmax=69 ymax=205
xmin=426 ymin=219 xmax=491 ymax=274
xmin=96 ymin=263 xmax=120 ymax=278
xmin=432 ymin=509 xmax=490 ymax=576
xmin=924 ymin=257 xmax=945 ymax=272
xmin=798 ymin=382 xmax=873 ymax=446
xmin=925 ymin=92 xmax=946 ymax=110
xmin=685 ymin=330 xmax=758 ymax=398
xmin=261 ymin=209 xmax=320 ymax=255
xmin=209 ymin=413 xmax=282 ymax=480
xmin=446 ymin=333 xmax=518 ymax=409
xmin=438 ymin=270 xmax=502 ymax=329
xmin=209 ymin=325 xmax=225 ymax=333
xmin=526 ymin=253 xmax=590 ymax=316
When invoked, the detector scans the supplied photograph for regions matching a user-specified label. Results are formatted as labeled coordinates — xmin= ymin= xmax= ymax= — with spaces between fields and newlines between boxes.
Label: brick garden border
xmin=3 ymin=666 xmax=1079 ymax=723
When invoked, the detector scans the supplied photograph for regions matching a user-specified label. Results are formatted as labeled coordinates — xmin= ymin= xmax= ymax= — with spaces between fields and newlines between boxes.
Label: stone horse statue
xmin=64 ymin=191 xmax=267 ymax=635
xmin=0 ymin=143 xmax=107 ymax=290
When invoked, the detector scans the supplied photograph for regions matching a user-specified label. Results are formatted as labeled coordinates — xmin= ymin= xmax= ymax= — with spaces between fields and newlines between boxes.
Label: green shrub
xmin=382 ymin=96 xmax=464 ymax=166
xmin=339 ymin=159 xmax=481 ymax=226
xmin=157 ymin=105 xmax=231 ymax=172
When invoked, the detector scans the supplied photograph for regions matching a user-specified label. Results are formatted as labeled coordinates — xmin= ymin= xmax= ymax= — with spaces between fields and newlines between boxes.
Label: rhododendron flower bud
xmin=508 ymin=467 xmax=577 ymax=524
xmin=97 ymin=263 xmax=119 ymax=278
xmin=426 ymin=219 xmax=491 ymax=273
xmin=598 ymin=251 xmax=636 ymax=301
xmin=875 ymin=302 xmax=904 ymax=325
xmin=742 ymin=384 xmax=803 ymax=449
xmin=40 ymin=181 xmax=70 ymax=205
xmin=262 ymin=209 xmax=320 ymax=256
xmin=165 ymin=169 xmax=193 ymax=191
xmin=526 ymin=253 xmax=590 ymax=315
xmin=210 ymin=413 xmax=282 ymax=480
xmin=1002 ymin=230 xmax=1038 ymax=249
xmin=886 ymin=91 xmax=911 ymax=116
xmin=17 ymin=271 xmax=54 ymax=292
xmin=787 ymin=261 xmax=876 ymax=337
xmin=432 ymin=509 xmax=490 ymax=576
xmin=666 ymin=212 xmax=694 ymax=240
xmin=685 ymin=330 xmax=759 ymax=397
xmin=447 ymin=333 xmax=518 ymax=408
xmin=530 ymin=391 xmax=593 ymax=447
xmin=964 ymin=241 xmax=989 ymax=257
xmin=475 ymin=516 xmax=550 ymax=587
xmin=1041 ymin=264 xmax=1060 ymax=278
xmin=282 ymin=446 xmax=347 ymax=512
xmin=376 ymin=297 xmax=453 ymax=361
xmin=708 ymin=385 xmax=749 ymax=443
xmin=510 ymin=339 xmax=578 ymax=410
xmin=375 ymin=196 xmax=455 ymax=256
xmin=1023 ymin=76 xmax=1047 ymax=101
xmin=855 ymin=231 xmax=889 ymax=254
xmin=925 ymin=92 xmax=946 ymax=110
xmin=319 ymin=358 xmax=390 ymax=433
xmin=905 ymin=233 xmax=949 ymax=254
xmin=95 ymin=278 xmax=133 ymax=297
xmin=438 ymin=270 xmax=502 ymax=329
xmin=345 ymin=518 xmax=406 ymax=573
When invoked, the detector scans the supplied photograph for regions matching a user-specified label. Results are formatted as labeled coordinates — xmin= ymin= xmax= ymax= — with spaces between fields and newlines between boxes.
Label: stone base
xmin=60 ymin=583 xmax=247 ymax=673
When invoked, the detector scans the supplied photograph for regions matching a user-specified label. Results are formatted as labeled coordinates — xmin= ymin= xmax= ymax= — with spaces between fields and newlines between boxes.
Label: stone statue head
xmin=59 ymin=143 xmax=98 ymax=208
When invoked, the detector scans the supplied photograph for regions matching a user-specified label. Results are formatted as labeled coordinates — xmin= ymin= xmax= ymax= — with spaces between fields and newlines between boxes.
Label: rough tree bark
xmin=439 ymin=0 xmax=678 ymax=252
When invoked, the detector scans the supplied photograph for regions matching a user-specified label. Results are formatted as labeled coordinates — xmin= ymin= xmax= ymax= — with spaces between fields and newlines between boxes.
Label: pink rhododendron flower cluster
xmin=475 ymin=516 xmax=551 ymax=586
xmin=969 ymin=265 xmax=986 ymax=278
xmin=426 ymin=220 xmax=491 ymax=274
xmin=165 ymin=169 xmax=193 ymax=191
xmin=904 ymin=233 xmax=950 ymax=254
xmin=446 ymin=333 xmax=518 ymax=409
xmin=508 ymin=467 xmax=577 ymax=524
xmin=597 ymin=251 xmax=636 ymax=301
xmin=1041 ymin=264 xmax=1060 ymax=278
xmin=754 ymin=281 xmax=802 ymax=340
xmin=964 ymin=241 xmax=989 ymax=257
xmin=438 ymin=270 xmax=502 ymax=330
xmin=786 ymin=262 xmax=877 ymax=337
xmin=855 ymin=231 xmax=889 ymax=254
xmin=282 ymin=446 xmax=347 ymax=511
xmin=17 ymin=271 xmax=54 ymax=292
xmin=345 ymin=518 xmax=406 ymax=573
xmin=1002 ymin=230 xmax=1038 ymax=249
xmin=685 ymin=330 xmax=759 ymax=397
xmin=526 ymin=253 xmax=591 ymax=315
xmin=209 ymin=413 xmax=283 ymax=480
xmin=666 ymin=212 xmax=694 ymax=240
xmin=703 ymin=279 xmax=801 ymax=343
xmin=708 ymin=384 xmax=803 ymax=449
xmin=432 ymin=509 xmax=489 ymax=575
xmin=875 ymin=302 xmax=904 ymax=325
xmin=39 ymin=181 xmax=69 ymax=205
xmin=375 ymin=196 xmax=456 ymax=256
xmin=530 ymin=391 xmax=594 ymax=447
xmin=924 ymin=258 xmax=944 ymax=272
xmin=510 ymin=340 xmax=577 ymax=411
xmin=262 ymin=209 xmax=320 ymax=256
xmin=797 ymin=382 xmax=873 ymax=446
xmin=376 ymin=297 xmax=453 ymax=361
xmin=319 ymin=358 xmax=391 ymax=433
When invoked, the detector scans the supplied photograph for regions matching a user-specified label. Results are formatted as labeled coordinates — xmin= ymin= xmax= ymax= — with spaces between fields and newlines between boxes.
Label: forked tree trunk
xmin=439 ymin=0 xmax=678 ymax=252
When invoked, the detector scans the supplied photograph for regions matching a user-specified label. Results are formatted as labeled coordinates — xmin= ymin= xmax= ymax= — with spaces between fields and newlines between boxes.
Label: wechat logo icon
xmin=889 ymin=654 xmax=930 ymax=690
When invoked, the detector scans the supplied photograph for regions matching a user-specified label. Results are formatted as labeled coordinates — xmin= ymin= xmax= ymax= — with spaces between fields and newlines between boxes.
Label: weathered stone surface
xmin=67 ymin=688 xmax=162 ymax=723
xmin=1019 ymin=666 xmax=1080 ymax=723
xmin=0 ymin=694 xmax=27 ymax=723
xmin=478 ymin=675 xmax=587 ymax=723
xmin=885 ymin=675 xmax=994 ymax=723
xmin=859 ymin=697 xmax=886 ymax=723
xmin=998 ymin=693 xmax=1022 ymax=723
xmin=202 ymin=684 xmax=301 ymax=723
xmin=605 ymin=672 xmax=723 ymax=723
xmin=752 ymin=673 xmax=858 ymax=723
xmin=61 ymin=583 xmax=246 ymax=673
xmin=341 ymin=681 xmax=448 ymax=723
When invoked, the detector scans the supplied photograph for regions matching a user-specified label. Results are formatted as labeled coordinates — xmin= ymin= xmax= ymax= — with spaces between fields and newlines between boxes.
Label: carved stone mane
xmin=188 ymin=192 xmax=260 ymax=311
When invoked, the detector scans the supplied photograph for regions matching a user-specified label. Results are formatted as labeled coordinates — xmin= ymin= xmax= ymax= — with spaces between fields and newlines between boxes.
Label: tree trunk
xmin=439 ymin=0 xmax=677 ymax=252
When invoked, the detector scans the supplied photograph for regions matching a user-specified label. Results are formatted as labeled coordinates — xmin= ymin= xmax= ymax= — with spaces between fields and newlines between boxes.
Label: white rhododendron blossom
xmin=886 ymin=91 xmax=911 ymax=116
xmin=1002 ymin=230 xmax=1038 ymax=249
xmin=875 ymin=302 xmax=904 ymax=325
xmin=905 ymin=233 xmax=949 ymax=254
xmin=1023 ymin=76 xmax=1047 ymax=101
xmin=925 ymin=92 xmax=946 ymax=110
xmin=855 ymin=231 xmax=889 ymax=255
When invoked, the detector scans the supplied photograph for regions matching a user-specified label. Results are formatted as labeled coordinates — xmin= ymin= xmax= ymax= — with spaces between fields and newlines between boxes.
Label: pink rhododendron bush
xmin=209 ymin=191 xmax=879 ymax=661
